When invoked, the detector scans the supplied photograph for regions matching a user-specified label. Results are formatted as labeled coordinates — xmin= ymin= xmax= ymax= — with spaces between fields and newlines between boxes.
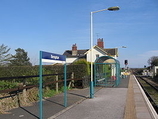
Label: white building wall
xmin=66 ymin=57 xmax=77 ymax=64
xmin=113 ymin=55 xmax=117 ymax=59
xmin=65 ymin=47 xmax=112 ymax=64
xmin=87 ymin=48 xmax=107 ymax=62
xmin=153 ymin=66 xmax=158 ymax=76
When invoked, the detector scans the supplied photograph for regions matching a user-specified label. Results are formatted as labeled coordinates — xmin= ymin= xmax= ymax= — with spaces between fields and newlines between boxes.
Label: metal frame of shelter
xmin=94 ymin=56 xmax=121 ymax=87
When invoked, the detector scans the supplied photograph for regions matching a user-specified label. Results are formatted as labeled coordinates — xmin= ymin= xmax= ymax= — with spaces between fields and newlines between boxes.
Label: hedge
xmin=0 ymin=64 xmax=89 ymax=90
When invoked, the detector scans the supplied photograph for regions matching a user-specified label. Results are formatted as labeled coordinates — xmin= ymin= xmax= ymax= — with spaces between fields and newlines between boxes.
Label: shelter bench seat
xmin=97 ymin=78 xmax=105 ymax=82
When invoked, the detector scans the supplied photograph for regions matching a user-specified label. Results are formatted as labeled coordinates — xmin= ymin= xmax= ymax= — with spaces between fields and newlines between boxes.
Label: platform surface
xmin=0 ymin=75 xmax=157 ymax=119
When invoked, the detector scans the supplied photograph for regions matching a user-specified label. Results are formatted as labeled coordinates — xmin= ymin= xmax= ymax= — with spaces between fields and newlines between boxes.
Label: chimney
xmin=97 ymin=38 xmax=104 ymax=48
xmin=72 ymin=43 xmax=77 ymax=56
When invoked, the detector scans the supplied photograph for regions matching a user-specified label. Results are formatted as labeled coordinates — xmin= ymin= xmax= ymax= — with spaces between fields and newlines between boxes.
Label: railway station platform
xmin=124 ymin=75 xmax=157 ymax=119
xmin=0 ymin=75 xmax=157 ymax=119
xmin=50 ymin=75 xmax=157 ymax=119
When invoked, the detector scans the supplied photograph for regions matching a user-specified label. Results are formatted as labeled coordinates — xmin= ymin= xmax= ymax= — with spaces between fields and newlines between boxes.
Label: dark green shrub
xmin=0 ymin=64 xmax=89 ymax=90
xmin=0 ymin=81 xmax=18 ymax=90
xmin=72 ymin=59 xmax=90 ymax=76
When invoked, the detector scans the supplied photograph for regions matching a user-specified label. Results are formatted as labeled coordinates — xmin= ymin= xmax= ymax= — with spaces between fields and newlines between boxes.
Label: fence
xmin=0 ymin=72 xmax=90 ymax=113
xmin=0 ymin=72 xmax=89 ymax=96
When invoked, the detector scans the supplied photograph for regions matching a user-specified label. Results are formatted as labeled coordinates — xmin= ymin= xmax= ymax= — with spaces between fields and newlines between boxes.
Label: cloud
xmin=119 ymin=50 xmax=158 ymax=68
xmin=139 ymin=50 xmax=158 ymax=58
xmin=130 ymin=50 xmax=158 ymax=67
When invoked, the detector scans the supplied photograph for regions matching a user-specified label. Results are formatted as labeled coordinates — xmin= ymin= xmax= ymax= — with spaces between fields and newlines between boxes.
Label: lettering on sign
xmin=51 ymin=55 xmax=59 ymax=60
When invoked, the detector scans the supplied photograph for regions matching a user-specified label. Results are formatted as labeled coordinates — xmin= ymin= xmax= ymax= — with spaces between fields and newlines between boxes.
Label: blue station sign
xmin=41 ymin=51 xmax=66 ymax=63
xmin=39 ymin=51 xmax=67 ymax=119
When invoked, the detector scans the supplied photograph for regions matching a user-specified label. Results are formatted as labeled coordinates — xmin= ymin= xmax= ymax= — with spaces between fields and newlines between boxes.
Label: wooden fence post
xmin=22 ymin=79 xmax=27 ymax=104
xmin=68 ymin=72 xmax=74 ymax=88
xmin=71 ymin=72 xmax=74 ymax=87
xmin=56 ymin=73 xmax=59 ymax=93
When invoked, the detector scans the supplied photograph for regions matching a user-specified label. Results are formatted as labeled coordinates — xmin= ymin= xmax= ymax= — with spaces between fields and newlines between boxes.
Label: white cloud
xmin=139 ymin=50 xmax=158 ymax=58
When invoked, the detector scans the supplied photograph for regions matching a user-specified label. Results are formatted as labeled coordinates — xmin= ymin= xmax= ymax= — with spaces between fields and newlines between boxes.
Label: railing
xmin=0 ymin=72 xmax=82 ymax=94
xmin=0 ymin=73 xmax=90 ymax=114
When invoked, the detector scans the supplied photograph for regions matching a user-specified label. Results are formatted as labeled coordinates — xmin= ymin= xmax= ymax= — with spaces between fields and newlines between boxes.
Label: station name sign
xmin=41 ymin=51 xmax=66 ymax=63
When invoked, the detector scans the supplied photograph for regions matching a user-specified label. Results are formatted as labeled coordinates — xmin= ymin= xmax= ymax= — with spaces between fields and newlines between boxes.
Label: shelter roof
xmin=95 ymin=56 xmax=120 ymax=64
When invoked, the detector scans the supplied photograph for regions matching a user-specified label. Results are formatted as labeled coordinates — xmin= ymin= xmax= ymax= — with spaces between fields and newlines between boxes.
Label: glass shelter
xmin=94 ymin=56 xmax=121 ymax=87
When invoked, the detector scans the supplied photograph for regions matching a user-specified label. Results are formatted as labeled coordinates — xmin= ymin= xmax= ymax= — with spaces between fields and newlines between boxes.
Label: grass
xmin=43 ymin=86 xmax=72 ymax=98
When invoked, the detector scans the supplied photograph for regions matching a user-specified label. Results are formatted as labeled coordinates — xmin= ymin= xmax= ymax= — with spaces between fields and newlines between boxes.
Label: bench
xmin=97 ymin=78 xmax=105 ymax=82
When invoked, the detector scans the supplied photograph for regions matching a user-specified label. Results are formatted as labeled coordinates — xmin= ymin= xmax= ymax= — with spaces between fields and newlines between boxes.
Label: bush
xmin=43 ymin=88 xmax=56 ymax=98
xmin=72 ymin=59 xmax=90 ymax=75
xmin=0 ymin=64 xmax=89 ymax=91
xmin=0 ymin=81 xmax=18 ymax=90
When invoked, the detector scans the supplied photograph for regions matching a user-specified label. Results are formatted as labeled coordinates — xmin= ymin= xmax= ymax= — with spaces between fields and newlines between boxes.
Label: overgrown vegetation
xmin=0 ymin=81 xmax=18 ymax=90
xmin=0 ymin=64 xmax=88 ymax=91
xmin=72 ymin=59 xmax=90 ymax=75
xmin=0 ymin=63 xmax=90 ymax=113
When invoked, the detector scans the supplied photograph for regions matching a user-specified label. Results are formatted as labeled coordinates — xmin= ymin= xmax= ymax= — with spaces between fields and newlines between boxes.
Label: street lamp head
xmin=107 ymin=6 xmax=120 ymax=11
xmin=122 ymin=46 xmax=127 ymax=48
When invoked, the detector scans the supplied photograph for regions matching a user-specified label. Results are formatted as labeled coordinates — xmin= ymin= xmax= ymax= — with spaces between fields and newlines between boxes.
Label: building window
xmin=96 ymin=54 xmax=99 ymax=59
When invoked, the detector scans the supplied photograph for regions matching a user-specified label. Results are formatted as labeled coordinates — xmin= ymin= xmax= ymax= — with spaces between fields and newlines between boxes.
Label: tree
xmin=148 ymin=56 xmax=158 ymax=66
xmin=0 ymin=44 xmax=11 ymax=66
xmin=10 ymin=48 xmax=32 ymax=66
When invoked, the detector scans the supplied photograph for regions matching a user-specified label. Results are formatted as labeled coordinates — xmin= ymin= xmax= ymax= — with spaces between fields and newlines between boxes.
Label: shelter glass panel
xmin=94 ymin=56 xmax=120 ymax=87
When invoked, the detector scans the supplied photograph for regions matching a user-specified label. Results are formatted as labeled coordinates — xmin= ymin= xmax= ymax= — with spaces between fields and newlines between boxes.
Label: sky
xmin=0 ymin=0 xmax=158 ymax=68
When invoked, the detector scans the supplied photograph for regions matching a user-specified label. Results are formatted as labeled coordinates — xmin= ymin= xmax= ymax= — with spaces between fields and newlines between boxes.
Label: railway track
xmin=135 ymin=75 xmax=158 ymax=113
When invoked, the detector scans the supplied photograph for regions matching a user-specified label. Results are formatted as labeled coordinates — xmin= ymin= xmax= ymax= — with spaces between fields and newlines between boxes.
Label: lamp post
xmin=90 ymin=6 xmax=120 ymax=98
xmin=115 ymin=46 xmax=127 ymax=58
xmin=121 ymin=46 xmax=127 ymax=48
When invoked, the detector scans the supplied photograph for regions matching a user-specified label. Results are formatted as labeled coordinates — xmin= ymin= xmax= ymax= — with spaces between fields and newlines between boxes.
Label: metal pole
xmin=90 ymin=12 xmax=94 ymax=98
xmin=39 ymin=51 xmax=43 ymax=119
xmin=64 ymin=63 xmax=67 ymax=107
xmin=89 ymin=6 xmax=119 ymax=98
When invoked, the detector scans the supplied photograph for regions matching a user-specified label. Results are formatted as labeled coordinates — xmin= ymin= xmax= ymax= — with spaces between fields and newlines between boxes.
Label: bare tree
xmin=148 ymin=56 xmax=158 ymax=66
xmin=0 ymin=44 xmax=11 ymax=66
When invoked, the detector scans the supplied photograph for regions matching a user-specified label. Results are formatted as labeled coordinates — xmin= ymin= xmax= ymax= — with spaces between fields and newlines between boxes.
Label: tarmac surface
xmin=0 ymin=77 xmax=129 ymax=119
xmin=53 ymin=88 xmax=127 ymax=119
